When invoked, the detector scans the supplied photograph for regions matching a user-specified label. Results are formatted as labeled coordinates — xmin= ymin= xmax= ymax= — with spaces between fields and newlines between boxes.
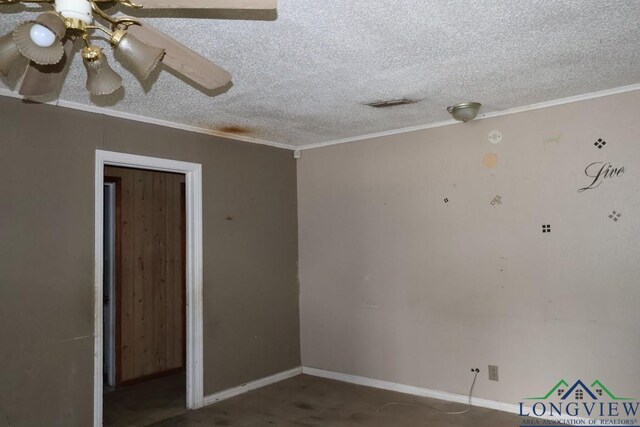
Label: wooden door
xmin=105 ymin=166 xmax=186 ymax=386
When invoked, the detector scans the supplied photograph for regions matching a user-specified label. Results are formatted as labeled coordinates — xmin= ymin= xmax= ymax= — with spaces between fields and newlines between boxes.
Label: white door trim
xmin=94 ymin=150 xmax=204 ymax=427
xmin=103 ymin=182 xmax=116 ymax=389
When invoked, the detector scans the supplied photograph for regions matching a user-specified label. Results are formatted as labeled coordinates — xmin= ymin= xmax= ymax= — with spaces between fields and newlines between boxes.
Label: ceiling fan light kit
xmin=0 ymin=0 xmax=276 ymax=98
xmin=447 ymin=102 xmax=482 ymax=122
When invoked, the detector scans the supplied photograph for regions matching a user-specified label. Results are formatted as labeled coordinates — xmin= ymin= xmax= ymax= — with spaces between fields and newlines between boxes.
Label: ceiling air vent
xmin=365 ymin=98 xmax=417 ymax=108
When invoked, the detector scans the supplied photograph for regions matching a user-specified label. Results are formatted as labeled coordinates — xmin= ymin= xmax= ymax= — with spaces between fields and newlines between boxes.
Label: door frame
xmin=94 ymin=150 xmax=204 ymax=427
xmin=103 ymin=180 xmax=117 ymax=389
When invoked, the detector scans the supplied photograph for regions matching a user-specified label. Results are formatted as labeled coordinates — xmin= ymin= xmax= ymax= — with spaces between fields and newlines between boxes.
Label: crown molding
xmin=2 ymin=82 xmax=639 ymax=152
xmin=296 ymin=83 xmax=640 ymax=151
xmin=0 ymin=88 xmax=297 ymax=151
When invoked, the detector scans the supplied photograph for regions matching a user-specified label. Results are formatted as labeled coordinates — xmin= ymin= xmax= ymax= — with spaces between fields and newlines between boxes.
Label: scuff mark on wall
xmin=60 ymin=335 xmax=92 ymax=342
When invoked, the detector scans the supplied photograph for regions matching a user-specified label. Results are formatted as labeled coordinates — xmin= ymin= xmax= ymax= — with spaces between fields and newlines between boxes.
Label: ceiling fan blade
xmin=19 ymin=37 xmax=75 ymax=97
xmin=127 ymin=22 xmax=232 ymax=90
xmin=1 ymin=0 xmax=276 ymax=8
xmin=130 ymin=0 xmax=276 ymax=9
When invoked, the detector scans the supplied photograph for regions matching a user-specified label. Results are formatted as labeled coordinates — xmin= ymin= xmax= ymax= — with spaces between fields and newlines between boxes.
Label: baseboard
xmin=201 ymin=366 xmax=597 ymax=425
xmin=302 ymin=367 xmax=521 ymax=414
xmin=302 ymin=367 xmax=594 ymax=425
xmin=202 ymin=367 xmax=302 ymax=406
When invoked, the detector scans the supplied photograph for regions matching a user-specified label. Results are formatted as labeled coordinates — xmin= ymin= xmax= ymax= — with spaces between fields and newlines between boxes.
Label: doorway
xmin=103 ymin=167 xmax=187 ymax=425
xmin=95 ymin=150 xmax=204 ymax=427
xmin=105 ymin=168 xmax=186 ymax=384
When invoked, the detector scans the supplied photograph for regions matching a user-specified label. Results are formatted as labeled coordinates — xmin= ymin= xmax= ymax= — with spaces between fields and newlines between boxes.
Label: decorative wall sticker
xmin=491 ymin=195 xmax=502 ymax=206
xmin=444 ymin=198 xmax=449 ymax=204
xmin=578 ymin=162 xmax=625 ymax=193
xmin=609 ymin=211 xmax=622 ymax=222
xmin=542 ymin=224 xmax=551 ymax=233
xmin=544 ymin=133 xmax=563 ymax=144
xmin=594 ymin=138 xmax=607 ymax=149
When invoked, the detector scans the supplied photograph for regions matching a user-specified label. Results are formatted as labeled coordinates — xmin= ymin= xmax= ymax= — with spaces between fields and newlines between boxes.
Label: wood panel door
xmin=105 ymin=166 xmax=186 ymax=386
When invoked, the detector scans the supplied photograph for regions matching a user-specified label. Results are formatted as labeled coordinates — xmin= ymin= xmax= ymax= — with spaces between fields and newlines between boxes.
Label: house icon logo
xmin=518 ymin=379 xmax=639 ymax=424
xmin=525 ymin=379 xmax=633 ymax=402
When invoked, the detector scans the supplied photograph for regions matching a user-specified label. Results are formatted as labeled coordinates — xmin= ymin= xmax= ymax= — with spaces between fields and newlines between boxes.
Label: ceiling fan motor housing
xmin=55 ymin=0 xmax=93 ymax=24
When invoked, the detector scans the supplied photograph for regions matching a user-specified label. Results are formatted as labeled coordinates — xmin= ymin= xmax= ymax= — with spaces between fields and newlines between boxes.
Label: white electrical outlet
xmin=489 ymin=365 xmax=499 ymax=381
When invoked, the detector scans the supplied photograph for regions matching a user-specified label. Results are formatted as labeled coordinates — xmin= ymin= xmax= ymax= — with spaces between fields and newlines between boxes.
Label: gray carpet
xmin=151 ymin=374 xmax=522 ymax=426
xmin=104 ymin=373 xmax=187 ymax=427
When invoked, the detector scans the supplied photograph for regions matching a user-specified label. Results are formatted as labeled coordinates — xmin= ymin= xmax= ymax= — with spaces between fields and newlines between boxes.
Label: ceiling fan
xmin=0 ymin=0 xmax=276 ymax=97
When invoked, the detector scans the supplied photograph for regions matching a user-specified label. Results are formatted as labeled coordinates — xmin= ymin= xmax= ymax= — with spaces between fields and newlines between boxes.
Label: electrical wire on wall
xmin=377 ymin=369 xmax=480 ymax=416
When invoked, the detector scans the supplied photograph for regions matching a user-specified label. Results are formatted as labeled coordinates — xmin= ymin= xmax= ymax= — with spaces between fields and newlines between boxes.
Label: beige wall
xmin=0 ymin=97 xmax=300 ymax=426
xmin=298 ymin=91 xmax=640 ymax=404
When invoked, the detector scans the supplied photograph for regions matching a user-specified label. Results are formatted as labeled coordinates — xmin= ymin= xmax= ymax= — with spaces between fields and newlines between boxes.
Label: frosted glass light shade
xmin=33 ymin=12 xmax=67 ymax=39
xmin=113 ymin=31 xmax=164 ymax=80
xmin=447 ymin=102 xmax=482 ymax=122
xmin=82 ymin=46 xmax=123 ymax=96
xmin=13 ymin=13 xmax=66 ymax=65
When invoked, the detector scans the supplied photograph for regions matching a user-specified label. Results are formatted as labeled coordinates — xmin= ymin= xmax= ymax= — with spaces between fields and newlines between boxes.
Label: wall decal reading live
xmin=491 ymin=195 xmax=502 ymax=206
xmin=578 ymin=162 xmax=625 ymax=193
xmin=594 ymin=138 xmax=607 ymax=149
xmin=542 ymin=225 xmax=551 ymax=234
xmin=609 ymin=211 xmax=622 ymax=222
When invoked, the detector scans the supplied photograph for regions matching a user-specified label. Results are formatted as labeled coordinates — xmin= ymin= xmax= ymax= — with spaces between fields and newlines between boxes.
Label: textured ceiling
xmin=1 ymin=0 xmax=640 ymax=148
